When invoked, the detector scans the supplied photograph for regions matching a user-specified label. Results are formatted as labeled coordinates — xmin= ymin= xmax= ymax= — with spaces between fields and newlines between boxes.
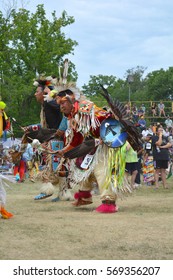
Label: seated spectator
xmin=131 ymin=104 xmax=138 ymax=122
xmin=164 ymin=127 xmax=170 ymax=137
xmin=141 ymin=104 xmax=146 ymax=116
xmin=138 ymin=115 xmax=146 ymax=131
xmin=152 ymin=123 xmax=157 ymax=135
xmin=138 ymin=106 xmax=144 ymax=117
xmin=158 ymin=101 xmax=166 ymax=117
xmin=169 ymin=127 xmax=173 ymax=137
xmin=165 ymin=115 xmax=172 ymax=128
xmin=124 ymin=102 xmax=131 ymax=116
xmin=141 ymin=127 xmax=150 ymax=138
xmin=148 ymin=125 xmax=154 ymax=135
xmin=158 ymin=124 xmax=166 ymax=136
xmin=151 ymin=102 xmax=157 ymax=116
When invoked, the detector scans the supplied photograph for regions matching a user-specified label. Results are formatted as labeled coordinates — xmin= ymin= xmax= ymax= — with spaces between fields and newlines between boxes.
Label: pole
xmin=127 ymin=74 xmax=134 ymax=103
xmin=128 ymin=84 xmax=131 ymax=103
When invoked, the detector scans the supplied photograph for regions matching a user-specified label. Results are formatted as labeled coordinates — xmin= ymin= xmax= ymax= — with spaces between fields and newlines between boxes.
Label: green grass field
xmin=0 ymin=177 xmax=173 ymax=260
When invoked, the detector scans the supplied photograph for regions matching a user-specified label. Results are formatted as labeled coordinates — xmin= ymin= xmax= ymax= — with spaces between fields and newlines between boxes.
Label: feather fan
xmin=24 ymin=128 xmax=57 ymax=143
xmin=64 ymin=137 xmax=96 ymax=159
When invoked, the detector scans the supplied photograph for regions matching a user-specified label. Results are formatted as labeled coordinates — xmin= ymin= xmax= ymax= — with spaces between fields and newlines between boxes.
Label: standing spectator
xmin=2 ymin=117 xmax=11 ymax=142
xmin=165 ymin=115 xmax=172 ymax=129
xmin=22 ymin=143 xmax=34 ymax=181
xmin=152 ymin=126 xmax=172 ymax=188
xmin=143 ymin=134 xmax=155 ymax=185
xmin=125 ymin=141 xmax=138 ymax=188
xmin=151 ymin=102 xmax=157 ymax=116
xmin=135 ymin=143 xmax=144 ymax=187
xmin=158 ymin=101 xmax=166 ymax=117
xmin=12 ymin=144 xmax=26 ymax=183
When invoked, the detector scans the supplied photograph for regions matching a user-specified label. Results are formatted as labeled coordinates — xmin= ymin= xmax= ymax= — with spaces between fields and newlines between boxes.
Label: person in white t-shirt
xmin=142 ymin=127 xmax=150 ymax=138
xmin=165 ymin=116 xmax=172 ymax=128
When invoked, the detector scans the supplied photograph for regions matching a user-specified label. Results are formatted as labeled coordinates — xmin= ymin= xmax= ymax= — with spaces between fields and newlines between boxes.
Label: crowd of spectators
xmin=124 ymin=100 xmax=173 ymax=189
xmin=125 ymin=100 xmax=169 ymax=119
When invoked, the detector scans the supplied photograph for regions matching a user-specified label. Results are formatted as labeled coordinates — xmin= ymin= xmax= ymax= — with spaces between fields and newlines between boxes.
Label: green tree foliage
xmin=124 ymin=66 xmax=147 ymax=101
xmin=82 ymin=74 xmax=128 ymax=107
xmin=1 ymin=4 xmax=173 ymax=137
xmin=82 ymin=67 xmax=148 ymax=106
xmin=82 ymin=66 xmax=173 ymax=110
xmin=144 ymin=67 xmax=173 ymax=101
xmin=0 ymin=5 xmax=78 ymax=131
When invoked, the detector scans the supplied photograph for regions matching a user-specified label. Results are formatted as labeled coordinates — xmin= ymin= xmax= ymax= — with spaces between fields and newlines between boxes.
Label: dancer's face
xmin=60 ymin=99 xmax=73 ymax=116
xmin=35 ymin=86 xmax=44 ymax=103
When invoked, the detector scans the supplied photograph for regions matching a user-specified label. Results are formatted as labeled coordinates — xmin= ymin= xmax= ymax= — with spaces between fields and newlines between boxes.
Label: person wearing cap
xmin=137 ymin=115 xmax=146 ymax=131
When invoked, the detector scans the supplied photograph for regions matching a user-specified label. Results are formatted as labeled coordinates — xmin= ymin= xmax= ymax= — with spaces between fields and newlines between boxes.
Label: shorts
xmin=155 ymin=160 xmax=168 ymax=169
xmin=125 ymin=162 xmax=138 ymax=174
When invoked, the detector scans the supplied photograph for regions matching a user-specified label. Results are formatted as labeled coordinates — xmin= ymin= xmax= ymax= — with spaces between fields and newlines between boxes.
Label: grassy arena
xmin=0 ymin=177 xmax=173 ymax=260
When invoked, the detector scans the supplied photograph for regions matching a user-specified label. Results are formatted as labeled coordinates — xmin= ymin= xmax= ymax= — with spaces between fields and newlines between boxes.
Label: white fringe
xmin=40 ymin=182 xmax=55 ymax=195
xmin=0 ymin=185 xmax=6 ymax=205
xmin=0 ymin=174 xmax=16 ymax=206
xmin=68 ymin=145 xmax=107 ymax=188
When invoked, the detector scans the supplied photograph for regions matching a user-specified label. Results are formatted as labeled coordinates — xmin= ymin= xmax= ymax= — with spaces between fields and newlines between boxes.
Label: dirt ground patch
xmin=1 ymin=178 xmax=173 ymax=260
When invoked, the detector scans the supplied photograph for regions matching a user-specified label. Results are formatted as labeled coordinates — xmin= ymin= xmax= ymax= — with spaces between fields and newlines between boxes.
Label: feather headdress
xmin=55 ymin=59 xmax=82 ymax=101
xmin=33 ymin=74 xmax=57 ymax=89
xmin=33 ymin=59 xmax=82 ymax=102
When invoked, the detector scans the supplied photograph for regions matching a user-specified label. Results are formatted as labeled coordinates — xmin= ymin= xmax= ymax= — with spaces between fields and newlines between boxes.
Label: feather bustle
xmin=100 ymin=85 xmax=142 ymax=151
